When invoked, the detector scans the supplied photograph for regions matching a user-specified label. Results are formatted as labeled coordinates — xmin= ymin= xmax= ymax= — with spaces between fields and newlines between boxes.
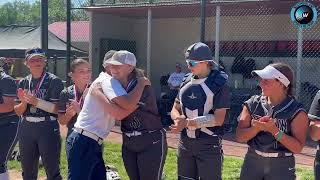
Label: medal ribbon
xmin=28 ymin=72 xmax=47 ymax=95
xmin=73 ymin=84 xmax=88 ymax=107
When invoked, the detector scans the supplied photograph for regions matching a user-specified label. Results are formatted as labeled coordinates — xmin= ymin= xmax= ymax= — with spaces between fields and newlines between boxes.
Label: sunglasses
xmin=186 ymin=59 xmax=208 ymax=67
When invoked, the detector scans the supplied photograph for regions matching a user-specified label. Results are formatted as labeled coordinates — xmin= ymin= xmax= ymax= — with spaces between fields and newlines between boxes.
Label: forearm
xmin=58 ymin=113 xmax=73 ymax=125
xmin=95 ymin=91 xmax=133 ymax=120
xmin=236 ymin=127 xmax=259 ymax=143
xmin=275 ymin=132 xmax=305 ymax=153
xmin=120 ymin=82 xmax=145 ymax=111
xmin=0 ymin=97 xmax=15 ymax=113
xmin=14 ymin=102 xmax=27 ymax=116
xmin=310 ymin=124 xmax=320 ymax=141
xmin=0 ymin=103 xmax=14 ymax=113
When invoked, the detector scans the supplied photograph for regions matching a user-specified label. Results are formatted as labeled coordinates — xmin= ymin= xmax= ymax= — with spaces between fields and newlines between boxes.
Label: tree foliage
xmin=0 ymin=0 xmax=89 ymax=26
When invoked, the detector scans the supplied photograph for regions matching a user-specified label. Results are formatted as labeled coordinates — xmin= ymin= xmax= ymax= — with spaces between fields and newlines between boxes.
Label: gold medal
xmin=30 ymin=106 xmax=37 ymax=113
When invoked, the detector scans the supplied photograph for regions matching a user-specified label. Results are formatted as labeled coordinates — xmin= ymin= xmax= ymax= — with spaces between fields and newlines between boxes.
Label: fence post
xmin=296 ymin=28 xmax=303 ymax=100
xmin=147 ymin=8 xmax=152 ymax=79
xmin=214 ymin=5 xmax=220 ymax=62
xmin=200 ymin=0 xmax=206 ymax=42
xmin=66 ymin=0 xmax=71 ymax=86
xmin=41 ymin=0 xmax=48 ymax=52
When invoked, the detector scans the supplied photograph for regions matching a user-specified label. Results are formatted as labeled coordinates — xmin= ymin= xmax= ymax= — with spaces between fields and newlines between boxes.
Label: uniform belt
xmin=186 ymin=127 xmax=217 ymax=139
xmin=74 ymin=128 xmax=103 ymax=145
xmin=24 ymin=116 xmax=56 ymax=123
xmin=253 ymin=149 xmax=293 ymax=158
xmin=124 ymin=130 xmax=157 ymax=138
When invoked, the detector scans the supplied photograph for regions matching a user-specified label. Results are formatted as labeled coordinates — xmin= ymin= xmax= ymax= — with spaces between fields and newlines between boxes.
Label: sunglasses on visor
xmin=26 ymin=48 xmax=45 ymax=56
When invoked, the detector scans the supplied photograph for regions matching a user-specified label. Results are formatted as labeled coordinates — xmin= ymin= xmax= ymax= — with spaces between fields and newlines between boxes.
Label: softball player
xmin=67 ymin=50 xmax=150 ymax=180
xmin=236 ymin=63 xmax=309 ymax=180
xmin=170 ymin=42 xmax=230 ymax=180
xmin=308 ymin=90 xmax=320 ymax=179
xmin=14 ymin=47 xmax=64 ymax=180
xmin=58 ymin=59 xmax=91 ymax=137
xmin=0 ymin=65 xmax=19 ymax=180
xmin=105 ymin=50 xmax=167 ymax=180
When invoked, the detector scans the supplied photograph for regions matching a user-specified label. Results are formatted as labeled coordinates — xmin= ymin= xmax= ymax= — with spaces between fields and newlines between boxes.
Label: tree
xmin=0 ymin=0 xmax=90 ymax=26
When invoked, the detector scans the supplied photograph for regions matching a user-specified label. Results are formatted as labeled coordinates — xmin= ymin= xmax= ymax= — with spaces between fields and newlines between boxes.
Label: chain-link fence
xmin=84 ymin=0 xmax=320 ymax=128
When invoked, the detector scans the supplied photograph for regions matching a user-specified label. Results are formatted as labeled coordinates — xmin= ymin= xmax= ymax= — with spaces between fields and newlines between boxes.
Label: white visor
xmin=252 ymin=65 xmax=290 ymax=87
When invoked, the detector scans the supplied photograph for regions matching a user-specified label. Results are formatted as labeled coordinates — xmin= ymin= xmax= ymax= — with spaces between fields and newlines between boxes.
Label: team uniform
xmin=308 ymin=90 xmax=320 ymax=179
xmin=0 ymin=70 xmax=19 ymax=179
xmin=177 ymin=69 xmax=230 ymax=180
xmin=17 ymin=72 xmax=64 ymax=180
xmin=58 ymin=84 xmax=89 ymax=137
xmin=167 ymin=72 xmax=185 ymax=106
xmin=121 ymin=79 xmax=167 ymax=180
xmin=66 ymin=72 xmax=127 ymax=180
xmin=240 ymin=95 xmax=306 ymax=180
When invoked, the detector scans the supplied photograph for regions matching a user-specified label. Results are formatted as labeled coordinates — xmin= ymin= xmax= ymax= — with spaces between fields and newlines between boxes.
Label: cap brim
xmin=26 ymin=54 xmax=46 ymax=60
xmin=105 ymin=60 xmax=124 ymax=66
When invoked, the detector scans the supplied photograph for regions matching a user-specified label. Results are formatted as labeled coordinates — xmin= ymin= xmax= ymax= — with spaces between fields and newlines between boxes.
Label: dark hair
xmin=70 ymin=59 xmax=90 ymax=72
xmin=271 ymin=63 xmax=294 ymax=96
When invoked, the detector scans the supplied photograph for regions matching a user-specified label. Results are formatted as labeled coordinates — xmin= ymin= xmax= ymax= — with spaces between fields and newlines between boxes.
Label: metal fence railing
xmin=76 ymin=0 xmax=320 ymax=128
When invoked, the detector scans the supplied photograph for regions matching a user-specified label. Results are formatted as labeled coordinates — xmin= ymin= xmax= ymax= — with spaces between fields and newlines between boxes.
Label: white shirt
xmin=167 ymin=72 xmax=185 ymax=88
xmin=74 ymin=72 xmax=127 ymax=138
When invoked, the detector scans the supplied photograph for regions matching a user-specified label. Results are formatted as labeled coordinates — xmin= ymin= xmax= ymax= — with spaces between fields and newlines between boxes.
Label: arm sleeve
xmin=101 ymin=77 xmax=127 ymax=101
xmin=308 ymin=91 xmax=320 ymax=121
xmin=49 ymin=78 xmax=64 ymax=103
xmin=58 ymin=90 xmax=68 ymax=113
xmin=1 ymin=77 xmax=17 ymax=97
xmin=213 ymin=84 xmax=230 ymax=110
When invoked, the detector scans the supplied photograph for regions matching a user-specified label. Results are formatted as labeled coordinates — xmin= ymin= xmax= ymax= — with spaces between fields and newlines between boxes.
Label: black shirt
xmin=58 ymin=85 xmax=86 ymax=136
xmin=244 ymin=95 xmax=306 ymax=153
xmin=308 ymin=90 xmax=320 ymax=145
xmin=121 ymin=79 xmax=162 ymax=133
xmin=0 ymin=70 xmax=17 ymax=119
xmin=18 ymin=72 xmax=64 ymax=118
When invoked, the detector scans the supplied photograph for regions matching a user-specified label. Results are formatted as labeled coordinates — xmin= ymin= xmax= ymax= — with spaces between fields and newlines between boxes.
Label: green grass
xmin=8 ymin=141 xmax=314 ymax=180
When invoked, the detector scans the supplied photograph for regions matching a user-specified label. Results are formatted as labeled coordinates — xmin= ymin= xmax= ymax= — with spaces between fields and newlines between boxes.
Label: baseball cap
xmin=106 ymin=50 xmax=136 ymax=67
xmin=252 ymin=65 xmax=290 ymax=87
xmin=25 ymin=48 xmax=46 ymax=61
xmin=102 ymin=50 xmax=117 ymax=68
xmin=176 ymin=63 xmax=182 ymax=68
xmin=185 ymin=42 xmax=212 ymax=61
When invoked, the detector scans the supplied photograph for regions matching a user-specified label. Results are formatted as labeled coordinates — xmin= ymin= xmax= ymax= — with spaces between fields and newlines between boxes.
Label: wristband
xmin=275 ymin=131 xmax=284 ymax=141
xmin=36 ymin=99 xmax=56 ymax=113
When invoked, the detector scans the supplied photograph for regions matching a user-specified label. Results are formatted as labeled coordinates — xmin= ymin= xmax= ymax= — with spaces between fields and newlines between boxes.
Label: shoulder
xmin=62 ymin=85 xmax=73 ymax=94
xmin=47 ymin=72 xmax=63 ymax=85
xmin=245 ymin=95 xmax=262 ymax=106
xmin=179 ymin=73 xmax=193 ymax=87
xmin=18 ymin=75 xmax=30 ymax=85
xmin=289 ymin=97 xmax=306 ymax=113
xmin=47 ymin=72 xmax=61 ymax=81
xmin=205 ymin=70 xmax=228 ymax=92
xmin=0 ymin=72 xmax=15 ymax=82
